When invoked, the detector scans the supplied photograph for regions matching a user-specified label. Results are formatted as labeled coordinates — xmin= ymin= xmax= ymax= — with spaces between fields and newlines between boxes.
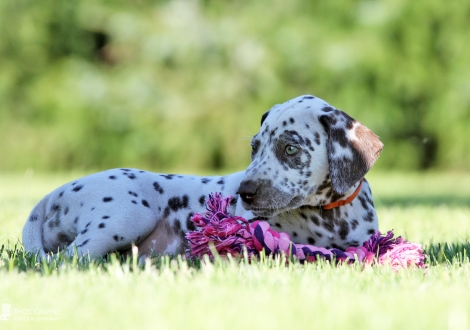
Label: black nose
xmin=237 ymin=180 xmax=258 ymax=205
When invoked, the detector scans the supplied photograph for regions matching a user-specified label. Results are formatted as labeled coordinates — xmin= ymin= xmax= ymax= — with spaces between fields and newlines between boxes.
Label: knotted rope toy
xmin=185 ymin=193 xmax=426 ymax=270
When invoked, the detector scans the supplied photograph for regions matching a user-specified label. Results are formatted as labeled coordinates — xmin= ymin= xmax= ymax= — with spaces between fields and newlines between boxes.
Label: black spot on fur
xmin=72 ymin=185 xmax=83 ymax=192
xmin=51 ymin=204 xmax=60 ymax=211
xmin=316 ymin=178 xmax=331 ymax=193
xmin=113 ymin=235 xmax=119 ymax=241
xmin=109 ymin=176 xmax=117 ymax=180
xmin=163 ymin=207 xmax=170 ymax=218
xmin=322 ymin=221 xmax=335 ymax=233
xmin=351 ymin=219 xmax=359 ymax=230
xmin=30 ymin=214 xmax=38 ymax=222
xmin=64 ymin=206 xmax=69 ymax=215
xmin=168 ymin=195 xmax=189 ymax=212
xmin=199 ymin=195 xmax=206 ymax=206
xmin=121 ymin=168 xmax=131 ymax=172
xmin=86 ymin=222 xmax=91 ymax=228
xmin=217 ymin=178 xmax=225 ymax=185
xmin=367 ymin=228 xmax=376 ymax=235
xmin=103 ymin=197 xmax=113 ymax=202
xmin=364 ymin=211 xmax=375 ymax=222
xmin=77 ymin=239 xmax=90 ymax=247
xmin=102 ymin=215 xmax=109 ymax=219
xmin=128 ymin=191 xmax=138 ymax=197
xmin=131 ymin=200 xmax=137 ymax=204
xmin=358 ymin=196 xmax=369 ymax=210
xmin=314 ymin=231 xmax=323 ymax=238
xmin=201 ymin=178 xmax=211 ymax=184
xmin=305 ymin=138 xmax=315 ymax=152
xmin=161 ymin=174 xmax=175 ymax=180
xmin=314 ymin=132 xmax=321 ymax=145
xmin=59 ymin=191 xmax=64 ymax=198
xmin=142 ymin=199 xmax=150 ymax=208
xmin=81 ymin=229 xmax=88 ymax=235
xmin=307 ymin=237 xmax=316 ymax=245
xmin=99 ymin=223 xmax=105 ymax=228
xmin=57 ymin=232 xmax=70 ymax=244
xmin=262 ymin=125 xmax=270 ymax=137
xmin=365 ymin=194 xmax=375 ymax=207
xmin=292 ymin=231 xmax=298 ymax=237
xmin=128 ymin=173 xmax=136 ymax=180
xmin=173 ymin=219 xmax=182 ymax=233
xmin=153 ymin=182 xmax=164 ymax=194
xmin=270 ymin=128 xmax=278 ymax=138
xmin=275 ymin=222 xmax=282 ymax=228
xmin=186 ymin=213 xmax=196 ymax=231
xmin=74 ymin=216 xmax=79 ymax=224
xmin=338 ymin=220 xmax=350 ymax=240
xmin=310 ymin=215 xmax=320 ymax=226
xmin=289 ymin=118 xmax=295 ymax=124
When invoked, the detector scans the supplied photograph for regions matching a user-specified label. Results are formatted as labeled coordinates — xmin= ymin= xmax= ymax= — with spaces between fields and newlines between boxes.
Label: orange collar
xmin=321 ymin=179 xmax=363 ymax=210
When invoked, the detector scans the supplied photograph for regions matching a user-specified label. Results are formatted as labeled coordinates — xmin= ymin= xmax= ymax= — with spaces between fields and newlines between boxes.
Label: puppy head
xmin=238 ymin=95 xmax=383 ymax=216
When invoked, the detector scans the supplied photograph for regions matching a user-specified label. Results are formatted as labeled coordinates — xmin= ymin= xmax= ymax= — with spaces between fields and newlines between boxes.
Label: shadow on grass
xmin=376 ymin=195 xmax=470 ymax=208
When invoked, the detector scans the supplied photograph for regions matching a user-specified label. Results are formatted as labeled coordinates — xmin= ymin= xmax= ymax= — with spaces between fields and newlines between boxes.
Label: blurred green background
xmin=1 ymin=0 xmax=469 ymax=173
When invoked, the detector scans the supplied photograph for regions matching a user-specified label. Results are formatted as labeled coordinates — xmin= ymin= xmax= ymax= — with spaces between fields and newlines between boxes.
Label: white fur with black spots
xmin=22 ymin=94 xmax=383 ymax=257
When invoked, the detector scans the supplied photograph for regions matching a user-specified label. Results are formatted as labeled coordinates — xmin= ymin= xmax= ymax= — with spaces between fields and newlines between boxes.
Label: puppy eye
xmin=285 ymin=145 xmax=299 ymax=156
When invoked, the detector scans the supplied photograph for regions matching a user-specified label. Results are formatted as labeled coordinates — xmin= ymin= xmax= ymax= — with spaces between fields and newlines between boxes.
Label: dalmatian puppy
xmin=22 ymin=94 xmax=383 ymax=258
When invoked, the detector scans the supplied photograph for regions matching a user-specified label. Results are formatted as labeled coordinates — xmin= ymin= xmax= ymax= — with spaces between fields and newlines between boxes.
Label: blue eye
xmin=285 ymin=145 xmax=299 ymax=155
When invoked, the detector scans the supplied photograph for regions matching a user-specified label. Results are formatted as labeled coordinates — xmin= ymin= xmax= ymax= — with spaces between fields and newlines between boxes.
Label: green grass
xmin=1 ymin=170 xmax=470 ymax=330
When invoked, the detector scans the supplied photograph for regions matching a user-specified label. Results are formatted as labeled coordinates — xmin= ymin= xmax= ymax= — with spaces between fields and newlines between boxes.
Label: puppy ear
xmin=260 ymin=110 xmax=270 ymax=126
xmin=319 ymin=108 xmax=383 ymax=195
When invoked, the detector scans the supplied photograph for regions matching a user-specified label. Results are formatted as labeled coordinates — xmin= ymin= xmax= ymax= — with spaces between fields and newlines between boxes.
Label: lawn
xmin=1 ymin=170 xmax=470 ymax=330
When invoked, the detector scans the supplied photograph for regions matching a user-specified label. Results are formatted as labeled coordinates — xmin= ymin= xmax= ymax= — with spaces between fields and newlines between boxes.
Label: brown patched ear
xmin=319 ymin=108 xmax=383 ymax=195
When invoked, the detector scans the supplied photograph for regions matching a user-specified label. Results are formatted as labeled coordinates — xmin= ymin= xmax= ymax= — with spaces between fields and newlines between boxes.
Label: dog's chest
xmin=264 ymin=204 xmax=374 ymax=250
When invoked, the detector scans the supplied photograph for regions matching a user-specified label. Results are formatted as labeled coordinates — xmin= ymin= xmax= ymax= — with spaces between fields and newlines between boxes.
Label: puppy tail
xmin=22 ymin=196 xmax=49 ymax=258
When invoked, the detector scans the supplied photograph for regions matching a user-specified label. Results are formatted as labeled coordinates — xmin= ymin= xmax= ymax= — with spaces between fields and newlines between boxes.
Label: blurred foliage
xmin=0 ymin=0 xmax=469 ymax=173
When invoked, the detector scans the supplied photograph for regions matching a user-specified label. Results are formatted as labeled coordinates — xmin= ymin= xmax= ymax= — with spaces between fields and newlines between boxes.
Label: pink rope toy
xmin=185 ymin=193 xmax=426 ymax=270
